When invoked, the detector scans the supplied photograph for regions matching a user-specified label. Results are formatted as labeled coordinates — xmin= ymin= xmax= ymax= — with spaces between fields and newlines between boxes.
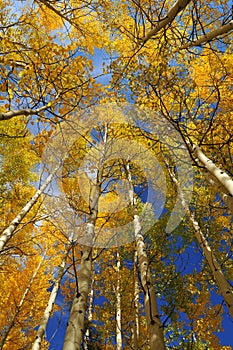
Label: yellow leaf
xmin=8 ymin=88 xmax=13 ymax=99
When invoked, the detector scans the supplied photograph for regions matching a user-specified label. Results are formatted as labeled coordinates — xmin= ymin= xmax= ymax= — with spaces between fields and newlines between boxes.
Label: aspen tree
xmin=168 ymin=166 xmax=233 ymax=318
xmin=180 ymin=21 xmax=233 ymax=49
xmin=83 ymin=272 xmax=94 ymax=350
xmin=193 ymin=145 xmax=233 ymax=214
xmin=0 ymin=168 xmax=59 ymax=252
xmin=1 ymin=0 xmax=233 ymax=346
xmin=140 ymin=0 xmax=191 ymax=44
xmin=116 ymin=250 xmax=123 ymax=350
xmin=0 ymin=255 xmax=45 ymax=349
xmin=63 ymin=126 xmax=109 ymax=350
xmin=125 ymin=163 xmax=166 ymax=350
xmin=131 ymin=251 xmax=140 ymax=350
xmin=32 ymin=242 xmax=71 ymax=350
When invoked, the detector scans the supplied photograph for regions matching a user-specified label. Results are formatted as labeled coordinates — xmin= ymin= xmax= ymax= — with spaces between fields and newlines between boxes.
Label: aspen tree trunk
xmin=168 ymin=167 xmax=233 ymax=318
xmin=0 ymin=255 xmax=45 ymax=349
xmin=126 ymin=164 xmax=166 ymax=350
xmin=131 ymin=251 xmax=139 ymax=350
xmin=0 ymin=169 xmax=58 ymax=252
xmin=116 ymin=250 xmax=123 ymax=350
xmin=63 ymin=126 xmax=108 ymax=350
xmin=189 ymin=212 xmax=233 ymax=318
xmin=193 ymin=145 xmax=233 ymax=214
xmin=83 ymin=272 xmax=94 ymax=350
xmin=62 ymin=244 xmax=93 ymax=350
xmin=32 ymin=243 xmax=71 ymax=350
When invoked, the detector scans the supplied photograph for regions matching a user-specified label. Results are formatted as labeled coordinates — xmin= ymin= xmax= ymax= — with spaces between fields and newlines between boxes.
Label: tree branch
xmin=193 ymin=145 xmax=233 ymax=199
xmin=0 ymin=104 xmax=50 ymax=121
xmin=180 ymin=20 xmax=233 ymax=48
xmin=140 ymin=0 xmax=191 ymax=44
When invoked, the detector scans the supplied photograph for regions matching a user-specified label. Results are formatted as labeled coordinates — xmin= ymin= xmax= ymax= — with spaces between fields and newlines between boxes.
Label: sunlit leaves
xmin=0 ymin=0 xmax=232 ymax=348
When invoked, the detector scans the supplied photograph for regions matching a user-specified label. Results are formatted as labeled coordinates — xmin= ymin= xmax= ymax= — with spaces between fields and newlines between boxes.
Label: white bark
xmin=63 ymin=126 xmax=109 ymax=350
xmin=0 ymin=169 xmax=58 ymax=252
xmin=62 ymin=245 xmax=93 ymax=350
xmin=204 ymin=176 xmax=233 ymax=214
xmin=132 ymin=251 xmax=139 ymax=350
xmin=141 ymin=0 xmax=191 ymax=43
xmin=193 ymin=145 xmax=233 ymax=213
xmin=181 ymin=21 xmax=233 ymax=49
xmin=0 ymin=104 xmax=50 ymax=121
xmin=83 ymin=273 xmax=94 ymax=350
xmin=116 ymin=251 xmax=122 ymax=350
xmin=189 ymin=212 xmax=233 ymax=318
xmin=32 ymin=246 xmax=70 ymax=350
xmin=134 ymin=217 xmax=166 ymax=350
xmin=62 ymin=212 xmax=99 ymax=350
xmin=126 ymin=164 xmax=166 ymax=350
xmin=0 ymin=255 xmax=45 ymax=349
xmin=168 ymin=167 xmax=233 ymax=318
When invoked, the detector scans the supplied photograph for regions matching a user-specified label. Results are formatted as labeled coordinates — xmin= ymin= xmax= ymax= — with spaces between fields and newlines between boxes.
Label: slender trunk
xmin=0 ymin=169 xmax=58 ymax=252
xmin=116 ymin=250 xmax=122 ymax=350
xmin=62 ymin=198 xmax=97 ymax=350
xmin=0 ymin=255 xmax=45 ymax=349
xmin=131 ymin=251 xmax=139 ymax=350
xmin=189 ymin=212 xmax=233 ymax=318
xmin=83 ymin=271 xmax=94 ymax=350
xmin=126 ymin=164 xmax=166 ymax=350
xmin=193 ymin=145 xmax=233 ymax=214
xmin=63 ymin=126 xmax=108 ymax=350
xmin=62 ymin=244 xmax=93 ymax=350
xmin=168 ymin=167 xmax=233 ymax=318
xmin=134 ymin=217 xmax=166 ymax=350
xmin=32 ymin=244 xmax=71 ymax=350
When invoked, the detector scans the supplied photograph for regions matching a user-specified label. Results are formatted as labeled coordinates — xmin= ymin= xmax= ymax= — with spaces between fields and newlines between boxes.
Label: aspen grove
xmin=0 ymin=0 xmax=233 ymax=349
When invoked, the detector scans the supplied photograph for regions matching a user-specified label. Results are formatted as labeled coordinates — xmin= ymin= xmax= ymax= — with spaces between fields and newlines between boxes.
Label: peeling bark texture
xmin=140 ymin=0 xmax=191 ymax=43
xmin=168 ymin=167 xmax=233 ymax=318
xmin=0 ymin=256 xmax=45 ymax=350
xmin=126 ymin=164 xmax=166 ymax=350
xmin=32 ymin=246 xmax=70 ymax=350
xmin=181 ymin=20 xmax=233 ymax=48
xmin=0 ymin=169 xmax=58 ymax=252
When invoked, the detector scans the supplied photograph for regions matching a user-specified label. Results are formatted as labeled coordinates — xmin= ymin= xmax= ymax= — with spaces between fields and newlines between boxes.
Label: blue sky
xmin=6 ymin=3 xmax=232 ymax=347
